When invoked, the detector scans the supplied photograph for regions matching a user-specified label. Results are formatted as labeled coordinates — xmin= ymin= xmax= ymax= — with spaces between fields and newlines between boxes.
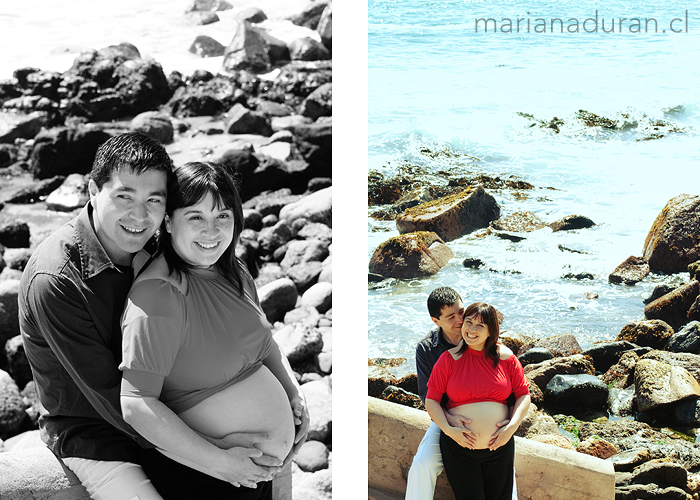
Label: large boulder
xmin=544 ymin=374 xmax=609 ymax=409
xmin=280 ymin=239 xmax=329 ymax=271
xmin=634 ymin=358 xmax=700 ymax=413
xmin=583 ymin=341 xmax=637 ymax=374
xmin=299 ymin=82 xmax=332 ymax=120
xmin=289 ymin=37 xmax=331 ymax=62
xmin=0 ymin=219 xmax=30 ymax=249
xmin=222 ymin=20 xmax=270 ymax=73
xmin=616 ymin=319 xmax=675 ymax=349
xmin=129 ymin=111 xmax=174 ymax=144
xmin=666 ymin=321 xmax=700 ymax=354
xmin=279 ymin=187 xmax=332 ymax=227
xmin=643 ymin=194 xmax=700 ymax=272
xmin=523 ymin=354 xmax=595 ymax=392
xmin=395 ymin=186 xmax=499 ymax=242
xmin=368 ymin=232 xmax=453 ymax=280
xmin=641 ymin=350 xmax=700 ymax=385
xmin=257 ymin=277 xmax=298 ymax=324
xmin=644 ymin=280 xmax=700 ymax=330
xmin=29 ymin=127 xmax=111 ymax=179
xmin=0 ymin=111 xmax=48 ymax=144
xmin=608 ymin=256 xmax=650 ymax=285
xmin=532 ymin=333 xmax=582 ymax=357
xmin=225 ymin=103 xmax=272 ymax=136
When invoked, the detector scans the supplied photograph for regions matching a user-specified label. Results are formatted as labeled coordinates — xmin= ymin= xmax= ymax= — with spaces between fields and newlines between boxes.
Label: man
xmin=18 ymin=133 xmax=281 ymax=500
xmin=405 ymin=286 xmax=519 ymax=500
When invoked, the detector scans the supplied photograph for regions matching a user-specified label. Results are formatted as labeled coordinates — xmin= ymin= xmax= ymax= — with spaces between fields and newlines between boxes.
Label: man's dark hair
xmin=160 ymin=161 xmax=246 ymax=296
xmin=90 ymin=132 xmax=174 ymax=189
xmin=427 ymin=287 xmax=462 ymax=319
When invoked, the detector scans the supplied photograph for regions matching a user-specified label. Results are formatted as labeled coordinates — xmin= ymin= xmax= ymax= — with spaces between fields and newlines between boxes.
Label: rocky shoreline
xmin=368 ymin=158 xmax=700 ymax=498
xmin=0 ymin=1 xmax=332 ymax=499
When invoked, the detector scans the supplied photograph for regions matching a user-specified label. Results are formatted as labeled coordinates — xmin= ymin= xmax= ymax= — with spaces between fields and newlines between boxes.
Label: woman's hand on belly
xmin=447 ymin=402 xmax=510 ymax=449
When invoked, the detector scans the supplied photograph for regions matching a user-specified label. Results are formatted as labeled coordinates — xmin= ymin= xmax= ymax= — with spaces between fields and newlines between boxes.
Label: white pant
xmin=405 ymin=421 xmax=518 ymax=500
xmin=63 ymin=457 xmax=164 ymax=500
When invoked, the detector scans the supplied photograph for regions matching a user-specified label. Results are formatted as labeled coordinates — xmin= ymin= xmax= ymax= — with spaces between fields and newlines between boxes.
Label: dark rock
xmin=0 ymin=144 xmax=18 ymax=168
xmin=258 ymin=220 xmax=292 ymax=253
xmin=29 ymin=127 xmax=111 ymax=179
xmin=368 ymin=364 xmax=396 ymax=398
xmin=256 ymin=29 xmax=291 ymax=66
xmin=609 ymin=256 xmax=650 ymax=285
xmin=544 ymin=374 xmax=609 ymax=409
xmin=644 ymin=280 xmax=700 ymax=331
xmin=395 ymin=373 xmax=418 ymax=395
xmin=225 ymin=103 xmax=272 ymax=136
xmin=299 ymin=82 xmax=331 ymax=120
xmin=533 ymin=333 xmax=582 ymax=357
xmin=3 ymin=175 xmax=65 ymax=204
xmin=558 ymin=244 xmax=588 ymax=254
xmin=380 ymin=385 xmax=424 ymax=409
xmin=185 ymin=11 xmax=220 ymax=25
xmin=672 ymin=397 xmax=700 ymax=426
xmin=0 ymin=220 xmax=30 ymax=248
xmin=317 ymin=4 xmax=332 ymax=51
xmin=129 ymin=112 xmax=173 ymax=144
xmin=236 ymin=7 xmax=267 ymax=23
xmin=368 ymin=232 xmax=453 ymax=280
xmin=0 ymin=111 xmax=49 ymax=144
xmin=689 ymin=260 xmax=700 ymax=281
xmin=549 ymin=214 xmax=595 ymax=232
xmin=222 ymin=21 xmax=270 ymax=73
xmin=288 ymin=1 xmax=330 ymax=29
xmin=561 ymin=272 xmax=594 ymax=280
xmin=4 ymin=335 xmax=32 ymax=390
xmin=616 ymin=319 xmax=674 ymax=350
xmin=396 ymin=186 xmax=500 ymax=242
xmin=644 ymin=284 xmax=677 ymax=305
xmin=666 ymin=321 xmax=700 ymax=354
xmin=523 ymin=354 xmax=595 ymax=392
xmin=243 ymin=189 xmax=302 ymax=217
xmin=288 ymin=37 xmax=332 ymax=62
xmin=163 ymin=76 xmax=241 ymax=117
xmin=243 ymin=209 xmax=263 ymax=231
xmin=601 ymin=351 xmax=640 ymax=389
xmin=629 ymin=461 xmax=688 ymax=489
xmin=462 ymin=257 xmax=485 ymax=269
xmin=188 ymin=35 xmax=225 ymax=57
xmin=517 ymin=347 xmax=554 ymax=367
xmin=583 ymin=341 xmax=638 ymax=374
xmin=257 ymin=278 xmax=298 ymax=323
xmin=643 ymin=194 xmax=700 ymax=273
xmin=0 ymin=280 xmax=20 ymax=363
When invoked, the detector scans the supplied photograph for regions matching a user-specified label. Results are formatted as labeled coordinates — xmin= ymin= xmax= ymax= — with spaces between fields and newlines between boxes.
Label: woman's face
xmin=461 ymin=313 xmax=490 ymax=351
xmin=165 ymin=191 xmax=234 ymax=269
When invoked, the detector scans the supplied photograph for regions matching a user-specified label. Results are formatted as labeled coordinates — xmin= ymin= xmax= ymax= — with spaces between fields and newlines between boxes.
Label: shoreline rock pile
xmin=0 ymin=2 xmax=332 ymax=499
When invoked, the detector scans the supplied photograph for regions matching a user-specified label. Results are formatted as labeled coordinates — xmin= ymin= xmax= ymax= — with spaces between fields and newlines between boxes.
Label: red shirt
xmin=426 ymin=347 xmax=530 ymax=409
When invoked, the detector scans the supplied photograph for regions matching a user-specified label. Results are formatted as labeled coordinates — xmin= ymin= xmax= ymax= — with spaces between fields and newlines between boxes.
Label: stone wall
xmin=368 ymin=397 xmax=615 ymax=500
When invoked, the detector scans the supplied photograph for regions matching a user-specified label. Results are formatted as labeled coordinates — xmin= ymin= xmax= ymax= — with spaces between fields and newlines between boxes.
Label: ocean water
xmin=0 ymin=0 xmax=317 ymax=79
xmin=368 ymin=0 xmax=700 ymax=373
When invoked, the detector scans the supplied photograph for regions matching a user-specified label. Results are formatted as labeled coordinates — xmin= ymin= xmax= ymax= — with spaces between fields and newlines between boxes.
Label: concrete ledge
xmin=0 ymin=443 xmax=292 ymax=500
xmin=368 ymin=397 xmax=615 ymax=500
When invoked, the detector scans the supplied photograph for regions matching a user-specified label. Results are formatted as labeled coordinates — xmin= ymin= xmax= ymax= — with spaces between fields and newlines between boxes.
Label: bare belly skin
xmin=447 ymin=401 xmax=509 ymax=449
xmin=159 ymin=365 xmax=295 ymax=479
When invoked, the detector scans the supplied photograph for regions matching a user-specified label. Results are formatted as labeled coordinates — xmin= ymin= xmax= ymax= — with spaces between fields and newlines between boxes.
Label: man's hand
xmin=445 ymin=412 xmax=475 ymax=448
xmin=199 ymin=431 xmax=283 ymax=479
xmin=218 ymin=446 xmax=278 ymax=488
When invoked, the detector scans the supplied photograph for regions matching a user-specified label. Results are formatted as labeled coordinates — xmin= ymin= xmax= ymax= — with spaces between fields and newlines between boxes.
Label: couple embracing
xmin=406 ymin=287 xmax=531 ymax=500
xmin=19 ymin=132 xmax=309 ymax=500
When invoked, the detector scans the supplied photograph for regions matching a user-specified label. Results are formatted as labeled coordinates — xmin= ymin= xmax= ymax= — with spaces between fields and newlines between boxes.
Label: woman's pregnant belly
xmin=177 ymin=365 xmax=295 ymax=464
xmin=447 ymin=401 xmax=509 ymax=449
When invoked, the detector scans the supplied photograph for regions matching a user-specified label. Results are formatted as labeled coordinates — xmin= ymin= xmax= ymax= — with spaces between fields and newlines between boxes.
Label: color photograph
xmin=367 ymin=1 xmax=700 ymax=499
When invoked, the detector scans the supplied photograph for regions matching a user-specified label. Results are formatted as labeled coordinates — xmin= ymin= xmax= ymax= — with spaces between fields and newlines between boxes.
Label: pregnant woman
xmin=425 ymin=302 xmax=530 ymax=500
xmin=119 ymin=161 xmax=308 ymax=499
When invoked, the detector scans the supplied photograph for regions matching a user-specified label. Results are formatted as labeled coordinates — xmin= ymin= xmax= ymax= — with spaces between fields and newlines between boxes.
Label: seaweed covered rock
xmin=609 ymin=256 xmax=650 ymax=285
xmin=643 ymin=194 xmax=700 ymax=273
xmin=368 ymin=231 xmax=454 ymax=280
xmin=396 ymin=186 xmax=500 ymax=242
xmin=634 ymin=358 xmax=700 ymax=413
xmin=616 ymin=319 xmax=675 ymax=350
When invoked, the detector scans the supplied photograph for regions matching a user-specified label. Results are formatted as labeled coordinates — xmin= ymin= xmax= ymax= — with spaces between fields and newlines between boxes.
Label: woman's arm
xmin=121 ymin=394 xmax=280 ymax=488
xmin=262 ymin=339 xmax=310 ymax=455
xmin=425 ymin=399 xmax=474 ymax=448
xmin=487 ymin=393 xmax=531 ymax=451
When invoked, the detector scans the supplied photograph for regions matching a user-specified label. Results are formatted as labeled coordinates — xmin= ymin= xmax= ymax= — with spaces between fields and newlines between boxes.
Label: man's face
xmin=431 ymin=300 xmax=465 ymax=339
xmin=89 ymin=168 xmax=168 ymax=266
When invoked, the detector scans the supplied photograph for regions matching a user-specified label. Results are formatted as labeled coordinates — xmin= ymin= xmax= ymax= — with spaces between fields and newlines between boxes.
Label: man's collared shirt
xmin=415 ymin=326 xmax=458 ymax=404
xmin=19 ymin=203 xmax=152 ymax=462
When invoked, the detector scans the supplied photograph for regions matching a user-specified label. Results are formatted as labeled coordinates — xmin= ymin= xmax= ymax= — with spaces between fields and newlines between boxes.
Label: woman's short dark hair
xmin=160 ymin=161 xmax=246 ymax=294
xmin=457 ymin=302 xmax=501 ymax=367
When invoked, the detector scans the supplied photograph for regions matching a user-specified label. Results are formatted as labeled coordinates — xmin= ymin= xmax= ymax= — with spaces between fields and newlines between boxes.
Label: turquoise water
xmin=368 ymin=0 xmax=700 ymax=372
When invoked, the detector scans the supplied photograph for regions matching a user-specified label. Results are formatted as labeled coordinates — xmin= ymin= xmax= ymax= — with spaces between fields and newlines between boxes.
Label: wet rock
xmin=641 ymin=350 xmax=700 ymax=385
xmin=549 ymin=214 xmax=595 ymax=232
xmin=0 ymin=111 xmax=48 ymax=144
xmin=257 ymin=277 xmax=298 ymax=323
xmin=544 ymin=374 xmax=609 ymax=409
xmin=317 ymin=4 xmax=332 ymax=51
xmin=643 ymin=194 xmax=700 ymax=273
xmin=29 ymin=126 xmax=111 ymax=179
xmin=645 ymin=281 xmax=700 ymax=331
xmin=379 ymin=386 xmax=423 ymax=409
xmin=368 ymin=231 xmax=453 ymax=280
xmin=396 ymin=186 xmax=500 ymax=242
xmin=616 ymin=319 xmax=674 ymax=350
xmin=576 ymin=437 xmax=617 ymax=459
xmin=281 ymin=239 xmax=329 ymax=270
xmin=644 ymin=284 xmax=678 ymax=305
xmin=533 ymin=333 xmax=582 ymax=357
xmin=222 ymin=21 xmax=270 ymax=73
xmin=289 ymin=37 xmax=332 ymax=62
xmin=300 ymin=282 xmax=332 ymax=313
xmin=273 ymin=324 xmax=323 ymax=364
xmin=44 ymin=173 xmax=89 ymax=212
xmin=523 ymin=354 xmax=595 ymax=392
xmin=517 ymin=347 xmax=554 ymax=367
xmin=609 ymin=256 xmax=650 ymax=285
xmin=294 ymin=440 xmax=329 ymax=472
xmin=634 ymin=358 xmax=700 ymax=413
xmin=583 ymin=341 xmax=638 ymax=374
xmin=0 ymin=369 xmax=26 ymax=437
xmin=130 ymin=112 xmax=174 ymax=144
xmin=302 ymin=376 xmax=332 ymax=441
xmin=0 ymin=220 xmax=30 ymax=249
xmin=236 ymin=7 xmax=267 ymax=23
xmin=666 ymin=321 xmax=700 ymax=354
xmin=225 ymin=103 xmax=273 ymax=136
xmin=299 ymin=82 xmax=331 ymax=120
xmin=491 ymin=211 xmax=546 ymax=232
xmin=279 ymin=186 xmax=332 ymax=227
xmin=608 ymin=385 xmax=635 ymax=416
xmin=4 ymin=336 xmax=31 ymax=390
xmin=368 ymin=365 xmax=396 ymax=398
